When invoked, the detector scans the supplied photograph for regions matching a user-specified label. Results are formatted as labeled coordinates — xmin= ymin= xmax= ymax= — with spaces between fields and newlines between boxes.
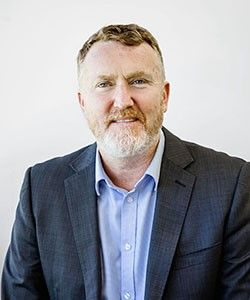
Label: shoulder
xmin=184 ymin=139 xmax=246 ymax=166
xmin=184 ymin=139 xmax=247 ymax=171
xmin=162 ymin=127 xmax=248 ymax=182
xmin=182 ymin=139 xmax=249 ymax=189
xmin=29 ymin=143 xmax=96 ymax=181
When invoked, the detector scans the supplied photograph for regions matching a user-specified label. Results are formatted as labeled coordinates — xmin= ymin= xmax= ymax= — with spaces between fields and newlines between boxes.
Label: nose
xmin=113 ymin=83 xmax=134 ymax=109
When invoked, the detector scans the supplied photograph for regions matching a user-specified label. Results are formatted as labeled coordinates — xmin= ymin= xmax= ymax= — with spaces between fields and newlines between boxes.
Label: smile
xmin=112 ymin=118 xmax=138 ymax=123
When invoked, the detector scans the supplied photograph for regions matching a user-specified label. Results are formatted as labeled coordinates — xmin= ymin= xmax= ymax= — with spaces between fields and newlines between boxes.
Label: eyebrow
xmin=96 ymin=71 xmax=154 ymax=82
xmin=126 ymin=71 xmax=154 ymax=82
xmin=96 ymin=75 xmax=115 ymax=81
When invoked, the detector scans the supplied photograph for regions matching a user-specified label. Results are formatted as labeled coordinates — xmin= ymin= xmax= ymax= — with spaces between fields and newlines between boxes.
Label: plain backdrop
xmin=0 ymin=0 xmax=249 ymax=276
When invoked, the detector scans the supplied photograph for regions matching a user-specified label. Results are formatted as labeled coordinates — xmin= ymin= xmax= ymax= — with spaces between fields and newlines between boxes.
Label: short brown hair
xmin=77 ymin=24 xmax=164 ymax=77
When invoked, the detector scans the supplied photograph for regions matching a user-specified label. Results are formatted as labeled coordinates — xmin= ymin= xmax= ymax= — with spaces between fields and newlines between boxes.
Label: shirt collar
xmin=95 ymin=130 xmax=165 ymax=195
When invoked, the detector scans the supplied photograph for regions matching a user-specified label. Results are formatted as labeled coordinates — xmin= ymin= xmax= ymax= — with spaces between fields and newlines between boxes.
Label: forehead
xmin=80 ymin=41 xmax=162 ymax=77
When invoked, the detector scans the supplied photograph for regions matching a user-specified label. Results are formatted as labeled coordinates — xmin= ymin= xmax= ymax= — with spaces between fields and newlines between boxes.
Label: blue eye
xmin=96 ymin=81 xmax=111 ymax=88
xmin=131 ymin=79 xmax=146 ymax=85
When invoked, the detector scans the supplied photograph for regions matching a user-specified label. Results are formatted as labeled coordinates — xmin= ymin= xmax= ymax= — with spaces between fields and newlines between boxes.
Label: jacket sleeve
xmin=219 ymin=162 xmax=250 ymax=299
xmin=1 ymin=168 xmax=50 ymax=300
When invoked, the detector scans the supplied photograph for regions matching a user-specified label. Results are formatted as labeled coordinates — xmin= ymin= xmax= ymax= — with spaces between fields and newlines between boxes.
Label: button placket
xmin=120 ymin=193 xmax=137 ymax=300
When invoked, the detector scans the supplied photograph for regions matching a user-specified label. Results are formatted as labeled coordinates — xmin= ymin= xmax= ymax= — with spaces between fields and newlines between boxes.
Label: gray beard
xmin=96 ymin=126 xmax=160 ymax=158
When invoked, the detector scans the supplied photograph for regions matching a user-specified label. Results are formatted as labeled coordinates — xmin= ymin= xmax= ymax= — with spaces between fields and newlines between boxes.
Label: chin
xmin=97 ymin=128 xmax=159 ymax=158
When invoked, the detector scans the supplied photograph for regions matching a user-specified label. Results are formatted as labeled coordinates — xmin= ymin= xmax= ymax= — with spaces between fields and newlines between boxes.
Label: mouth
xmin=112 ymin=118 xmax=139 ymax=124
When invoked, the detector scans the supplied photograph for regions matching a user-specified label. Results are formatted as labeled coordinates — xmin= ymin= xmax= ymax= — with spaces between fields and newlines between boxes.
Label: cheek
xmin=85 ymin=92 xmax=112 ymax=114
xmin=84 ymin=101 xmax=107 ymax=117
xmin=84 ymin=103 xmax=110 ymax=130
xmin=136 ymin=92 xmax=163 ymax=114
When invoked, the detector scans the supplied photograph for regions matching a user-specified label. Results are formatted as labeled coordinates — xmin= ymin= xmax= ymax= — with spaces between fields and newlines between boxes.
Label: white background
xmin=1 ymin=0 xmax=249 ymax=275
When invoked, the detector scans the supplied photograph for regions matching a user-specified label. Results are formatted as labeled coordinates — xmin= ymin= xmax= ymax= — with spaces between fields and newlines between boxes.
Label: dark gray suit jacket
xmin=2 ymin=128 xmax=250 ymax=299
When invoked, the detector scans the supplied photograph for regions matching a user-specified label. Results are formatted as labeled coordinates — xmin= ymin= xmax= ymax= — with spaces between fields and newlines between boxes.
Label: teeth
xmin=114 ymin=119 xmax=136 ymax=123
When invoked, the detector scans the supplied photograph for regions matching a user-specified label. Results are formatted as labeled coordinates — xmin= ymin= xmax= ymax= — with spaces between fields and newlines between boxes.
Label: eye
xmin=96 ymin=81 xmax=112 ymax=88
xmin=131 ymin=79 xmax=147 ymax=85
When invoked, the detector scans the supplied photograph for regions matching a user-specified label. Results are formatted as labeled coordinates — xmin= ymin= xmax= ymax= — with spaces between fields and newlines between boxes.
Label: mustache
xmin=105 ymin=108 xmax=145 ymax=125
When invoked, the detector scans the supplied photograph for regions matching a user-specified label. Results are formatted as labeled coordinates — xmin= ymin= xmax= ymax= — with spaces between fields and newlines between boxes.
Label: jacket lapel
xmin=64 ymin=144 xmax=102 ymax=300
xmin=145 ymin=129 xmax=196 ymax=300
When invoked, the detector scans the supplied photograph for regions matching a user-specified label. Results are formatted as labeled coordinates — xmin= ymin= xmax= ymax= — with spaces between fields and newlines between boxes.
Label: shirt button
xmin=124 ymin=292 xmax=131 ymax=299
xmin=124 ymin=243 xmax=132 ymax=251
xmin=127 ymin=196 xmax=134 ymax=203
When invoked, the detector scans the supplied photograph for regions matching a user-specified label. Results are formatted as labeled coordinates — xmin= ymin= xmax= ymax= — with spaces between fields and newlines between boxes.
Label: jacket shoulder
xmin=183 ymin=139 xmax=247 ymax=178
xmin=162 ymin=127 xmax=247 ymax=173
xmin=30 ymin=143 xmax=96 ymax=179
xmin=184 ymin=140 xmax=246 ymax=163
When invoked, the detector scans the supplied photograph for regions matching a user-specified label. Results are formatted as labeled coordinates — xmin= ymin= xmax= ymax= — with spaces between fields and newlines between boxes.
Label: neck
xmin=98 ymin=140 xmax=159 ymax=191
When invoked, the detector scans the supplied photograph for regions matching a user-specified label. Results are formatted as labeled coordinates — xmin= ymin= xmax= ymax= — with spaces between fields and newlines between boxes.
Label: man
xmin=2 ymin=24 xmax=250 ymax=300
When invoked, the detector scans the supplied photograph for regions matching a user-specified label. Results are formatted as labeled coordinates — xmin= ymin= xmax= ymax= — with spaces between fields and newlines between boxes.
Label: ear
xmin=162 ymin=81 xmax=170 ymax=112
xmin=78 ymin=92 xmax=84 ymax=110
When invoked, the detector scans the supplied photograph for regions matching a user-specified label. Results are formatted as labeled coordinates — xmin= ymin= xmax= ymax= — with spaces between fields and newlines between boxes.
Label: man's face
xmin=78 ymin=41 xmax=169 ymax=158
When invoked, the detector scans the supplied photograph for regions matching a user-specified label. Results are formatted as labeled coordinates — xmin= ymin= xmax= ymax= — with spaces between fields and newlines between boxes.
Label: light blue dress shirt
xmin=95 ymin=131 xmax=165 ymax=300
